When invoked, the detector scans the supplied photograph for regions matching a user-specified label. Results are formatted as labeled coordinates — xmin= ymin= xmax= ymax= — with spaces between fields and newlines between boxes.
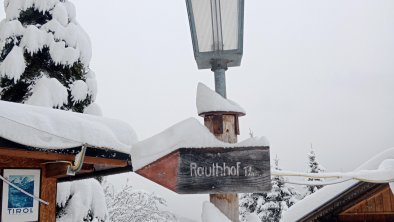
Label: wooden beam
xmin=0 ymin=147 xmax=128 ymax=167
xmin=43 ymin=162 xmax=70 ymax=178
xmin=59 ymin=165 xmax=133 ymax=182
xmin=0 ymin=155 xmax=42 ymax=168
xmin=42 ymin=162 xmax=95 ymax=178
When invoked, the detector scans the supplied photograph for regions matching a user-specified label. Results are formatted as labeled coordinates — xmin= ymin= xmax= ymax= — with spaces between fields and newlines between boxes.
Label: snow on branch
xmin=104 ymin=181 xmax=176 ymax=222
xmin=57 ymin=179 xmax=108 ymax=222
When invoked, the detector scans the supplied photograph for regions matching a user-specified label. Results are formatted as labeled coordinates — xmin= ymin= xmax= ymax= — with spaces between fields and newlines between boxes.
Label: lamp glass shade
xmin=191 ymin=0 xmax=239 ymax=52
xmin=186 ymin=0 xmax=244 ymax=69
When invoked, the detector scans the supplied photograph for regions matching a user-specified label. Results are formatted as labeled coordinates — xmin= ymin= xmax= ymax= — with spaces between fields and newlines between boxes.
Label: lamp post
xmin=186 ymin=1 xmax=244 ymax=221
xmin=186 ymin=0 xmax=244 ymax=98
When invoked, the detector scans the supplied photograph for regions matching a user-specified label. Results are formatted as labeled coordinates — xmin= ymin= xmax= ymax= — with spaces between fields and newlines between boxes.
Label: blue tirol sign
xmin=2 ymin=169 xmax=41 ymax=222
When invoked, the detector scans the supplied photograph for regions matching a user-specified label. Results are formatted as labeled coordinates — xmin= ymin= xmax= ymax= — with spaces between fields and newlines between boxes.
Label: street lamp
xmin=186 ymin=0 xmax=244 ymax=98
xmin=185 ymin=1 xmax=245 ymax=221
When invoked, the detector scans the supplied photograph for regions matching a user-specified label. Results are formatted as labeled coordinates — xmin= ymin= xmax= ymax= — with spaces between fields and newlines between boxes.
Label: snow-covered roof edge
xmin=196 ymin=83 xmax=246 ymax=115
xmin=131 ymin=117 xmax=268 ymax=170
xmin=282 ymin=147 xmax=394 ymax=222
xmin=0 ymin=100 xmax=138 ymax=153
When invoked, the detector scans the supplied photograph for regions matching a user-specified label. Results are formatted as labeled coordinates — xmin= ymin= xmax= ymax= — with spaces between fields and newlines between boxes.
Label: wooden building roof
xmin=0 ymin=100 xmax=138 ymax=181
xmin=296 ymin=182 xmax=394 ymax=221
xmin=282 ymin=148 xmax=394 ymax=222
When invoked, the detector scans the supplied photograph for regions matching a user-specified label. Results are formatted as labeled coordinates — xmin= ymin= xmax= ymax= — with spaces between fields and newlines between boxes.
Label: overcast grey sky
xmin=2 ymin=0 xmax=394 ymax=220
xmin=78 ymin=1 xmax=394 ymax=219
xmin=71 ymin=0 xmax=394 ymax=172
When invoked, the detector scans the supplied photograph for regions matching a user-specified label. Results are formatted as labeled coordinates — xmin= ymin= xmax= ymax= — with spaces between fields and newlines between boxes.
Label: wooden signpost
xmin=178 ymin=147 xmax=270 ymax=193
xmin=137 ymin=146 xmax=270 ymax=194
xmin=137 ymin=112 xmax=271 ymax=222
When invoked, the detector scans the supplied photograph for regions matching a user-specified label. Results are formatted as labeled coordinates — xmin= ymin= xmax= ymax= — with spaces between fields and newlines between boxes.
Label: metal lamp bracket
xmin=66 ymin=144 xmax=87 ymax=176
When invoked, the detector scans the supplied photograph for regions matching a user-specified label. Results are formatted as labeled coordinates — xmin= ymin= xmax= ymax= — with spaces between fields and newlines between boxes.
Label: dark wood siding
xmin=338 ymin=185 xmax=394 ymax=222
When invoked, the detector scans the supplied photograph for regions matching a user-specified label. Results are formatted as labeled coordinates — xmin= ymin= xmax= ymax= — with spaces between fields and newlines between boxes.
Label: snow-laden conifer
xmin=103 ymin=179 xmax=177 ymax=222
xmin=0 ymin=0 xmax=96 ymax=113
xmin=240 ymin=157 xmax=299 ymax=222
xmin=56 ymin=179 xmax=108 ymax=222
xmin=0 ymin=1 xmax=105 ymax=221
xmin=305 ymin=147 xmax=325 ymax=195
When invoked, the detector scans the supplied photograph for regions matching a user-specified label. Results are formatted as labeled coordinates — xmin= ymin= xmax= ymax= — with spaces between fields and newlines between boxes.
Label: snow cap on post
xmin=196 ymin=82 xmax=246 ymax=116
xmin=196 ymin=83 xmax=245 ymax=135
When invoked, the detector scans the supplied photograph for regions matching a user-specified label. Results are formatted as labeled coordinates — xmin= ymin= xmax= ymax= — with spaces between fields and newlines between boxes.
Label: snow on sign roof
xmin=0 ymin=100 xmax=137 ymax=153
xmin=196 ymin=82 xmax=246 ymax=115
xmin=131 ymin=117 xmax=269 ymax=170
xmin=282 ymin=147 xmax=394 ymax=222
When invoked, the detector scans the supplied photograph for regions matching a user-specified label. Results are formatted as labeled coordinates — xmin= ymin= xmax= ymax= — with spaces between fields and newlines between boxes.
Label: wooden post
xmin=203 ymin=113 xmax=240 ymax=222
xmin=39 ymin=169 xmax=57 ymax=222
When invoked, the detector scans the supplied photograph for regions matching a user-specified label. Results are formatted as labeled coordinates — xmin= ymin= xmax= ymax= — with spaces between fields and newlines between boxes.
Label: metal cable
xmin=0 ymin=174 xmax=48 ymax=205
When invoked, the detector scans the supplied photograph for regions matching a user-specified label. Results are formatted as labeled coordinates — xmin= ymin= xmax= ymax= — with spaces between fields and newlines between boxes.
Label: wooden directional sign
xmin=136 ymin=146 xmax=271 ymax=194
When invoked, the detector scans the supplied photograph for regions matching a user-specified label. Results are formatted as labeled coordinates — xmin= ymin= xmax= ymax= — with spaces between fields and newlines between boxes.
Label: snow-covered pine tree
xmin=103 ymin=179 xmax=177 ymax=222
xmin=239 ymin=192 xmax=261 ymax=221
xmin=0 ymin=0 xmax=97 ymax=113
xmin=305 ymin=146 xmax=325 ymax=195
xmin=0 ymin=1 xmax=104 ymax=221
xmin=56 ymin=179 xmax=108 ymax=222
xmin=240 ymin=157 xmax=299 ymax=222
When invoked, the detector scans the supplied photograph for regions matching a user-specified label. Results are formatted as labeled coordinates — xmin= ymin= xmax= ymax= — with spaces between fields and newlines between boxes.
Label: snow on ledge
xmin=0 ymin=100 xmax=137 ymax=153
xmin=282 ymin=147 xmax=394 ymax=222
xmin=131 ymin=118 xmax=268 ymax=170
xmin=196 ymin=83 xmax=246 ymax=115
